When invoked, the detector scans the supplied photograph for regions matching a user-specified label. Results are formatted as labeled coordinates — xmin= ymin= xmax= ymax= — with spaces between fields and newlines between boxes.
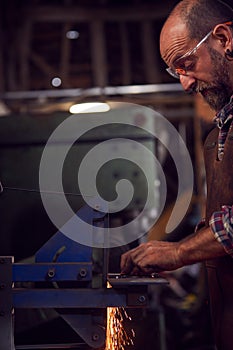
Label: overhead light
xmin=69 ymin=102 xmax=110 ymax=114
xmin=66 ymin=30 xmax=80 ymax=39
xmin=0 ymin=100 xmax=10 ymax=116
xmin=51 ymin=77 xmax=62 ymax=87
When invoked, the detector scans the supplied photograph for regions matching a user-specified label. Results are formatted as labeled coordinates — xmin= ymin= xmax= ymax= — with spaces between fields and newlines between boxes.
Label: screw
xmin=47 ymin=269 xmax=55 ymax=278
xmin=79 ymin=268 xmax=87 ymax=278
xmin=0 ymin=284 xmax=6 ymax=289
xmin=0 ymin=259 xmax=5 ymax=264
xmin=92 ymin=333 xmax=100 ymax=341
xmin=138 ymin=295 xmax=146 ymax=303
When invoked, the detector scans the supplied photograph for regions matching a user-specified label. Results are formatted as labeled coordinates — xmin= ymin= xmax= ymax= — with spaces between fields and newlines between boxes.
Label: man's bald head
xmin=160 ymin=0 xmax=233 ymax=64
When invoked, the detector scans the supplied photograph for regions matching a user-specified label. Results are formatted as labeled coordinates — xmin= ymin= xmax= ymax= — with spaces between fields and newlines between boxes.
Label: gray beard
xmin=198 ymin=47 xmax=232 ymax=112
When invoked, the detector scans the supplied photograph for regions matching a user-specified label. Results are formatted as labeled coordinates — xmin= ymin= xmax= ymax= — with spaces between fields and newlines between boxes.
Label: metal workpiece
xmin=108 ymin=273 xmax=168 ymax=287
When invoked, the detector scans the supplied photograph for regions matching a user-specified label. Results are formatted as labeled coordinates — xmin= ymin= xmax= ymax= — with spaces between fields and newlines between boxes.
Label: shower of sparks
xmin=105 ymin=307 xmax=135 ymax=349
xmin=105 ymin=283 xmax=135 ymax=350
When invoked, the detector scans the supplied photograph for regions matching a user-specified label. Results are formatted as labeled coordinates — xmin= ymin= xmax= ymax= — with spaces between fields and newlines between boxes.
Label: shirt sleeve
xmin=209 ymin=205 xmax=233 ymax=256
xmin=195 ymin=218 xmax=206 ymax=232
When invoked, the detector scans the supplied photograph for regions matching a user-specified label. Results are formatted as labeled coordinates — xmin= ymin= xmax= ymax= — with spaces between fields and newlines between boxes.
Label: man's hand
xmin=120 ymin=227 xmax=228 ymax=275
xmin=120 ymin=240 xmax=182 ymax=275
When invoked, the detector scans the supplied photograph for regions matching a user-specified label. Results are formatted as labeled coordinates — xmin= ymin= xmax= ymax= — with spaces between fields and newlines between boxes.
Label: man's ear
xmin=213 ymin=23 xmax=232 ymax=49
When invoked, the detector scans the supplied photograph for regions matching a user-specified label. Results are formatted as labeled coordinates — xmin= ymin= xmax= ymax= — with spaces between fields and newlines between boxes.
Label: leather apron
xmin=204 ymin=125 xmax=233 ymax=350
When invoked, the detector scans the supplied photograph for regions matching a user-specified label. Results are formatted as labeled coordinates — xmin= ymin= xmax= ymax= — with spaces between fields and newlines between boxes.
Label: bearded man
xmin=121 ymin=1 xmax=233 ymax=349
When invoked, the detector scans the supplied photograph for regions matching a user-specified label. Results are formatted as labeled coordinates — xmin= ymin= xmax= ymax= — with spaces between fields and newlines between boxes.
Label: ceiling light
xmin=51 ymin=77 xmax=62 ymax=87
xmin=66 ymin=30 xmax=80 ymax=39
xmin=69 ymin=102 xmax=110 ymax=114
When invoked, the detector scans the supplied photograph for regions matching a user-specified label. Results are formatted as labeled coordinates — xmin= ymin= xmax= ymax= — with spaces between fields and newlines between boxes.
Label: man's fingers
xmin=120 ymin=251 xmax=133 ymax=274
xmin=121 ymin=246 xmax=149 ymax=274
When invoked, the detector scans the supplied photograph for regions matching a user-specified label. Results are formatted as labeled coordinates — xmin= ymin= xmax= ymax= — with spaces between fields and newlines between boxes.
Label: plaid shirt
xmin=208 ymin=96 xmax=233 ymax=256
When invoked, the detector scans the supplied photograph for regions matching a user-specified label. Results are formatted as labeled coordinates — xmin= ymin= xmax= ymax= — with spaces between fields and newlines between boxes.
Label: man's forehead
xmin=160 ymin=20 xmax=189 ymax=64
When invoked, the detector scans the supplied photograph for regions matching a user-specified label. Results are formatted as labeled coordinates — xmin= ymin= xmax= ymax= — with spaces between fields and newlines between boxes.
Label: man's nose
xmin=179 ymin=74 xmax=196 ymax=92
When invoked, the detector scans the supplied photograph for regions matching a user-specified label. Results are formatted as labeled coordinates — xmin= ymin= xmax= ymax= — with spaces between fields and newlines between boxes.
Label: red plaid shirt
xmin=209 ymin=206 xmax=233 ymax=256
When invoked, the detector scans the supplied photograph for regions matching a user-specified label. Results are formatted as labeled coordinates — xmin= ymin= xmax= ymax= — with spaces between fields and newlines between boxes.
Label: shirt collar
xmin=214 ymin=95 xmax=233 ymax=129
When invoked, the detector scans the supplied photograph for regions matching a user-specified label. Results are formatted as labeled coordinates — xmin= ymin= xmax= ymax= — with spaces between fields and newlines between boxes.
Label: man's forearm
xmin=121 ymin=226 xmax=228 ymax=275
xmin=178 ymin=226 xmax=227 ymax=266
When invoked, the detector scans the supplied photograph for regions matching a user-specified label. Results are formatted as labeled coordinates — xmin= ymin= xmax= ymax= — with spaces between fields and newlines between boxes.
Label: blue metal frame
xmin=0 ymin=199 xmax=163 ymax=349
xmin=13 ymin=263 xmax=92 ymax=282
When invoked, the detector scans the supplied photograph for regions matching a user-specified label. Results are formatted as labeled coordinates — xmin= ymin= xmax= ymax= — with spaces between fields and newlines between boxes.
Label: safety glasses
xmin=166 ymin=21 xmax=233 ymax=79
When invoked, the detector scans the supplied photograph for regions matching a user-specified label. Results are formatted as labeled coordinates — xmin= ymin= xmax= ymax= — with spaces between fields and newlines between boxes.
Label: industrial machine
xmin=0 ymin=102 xmax=174 ymax=349
xmin=0 ymin=198 xmax=168 ymax=350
